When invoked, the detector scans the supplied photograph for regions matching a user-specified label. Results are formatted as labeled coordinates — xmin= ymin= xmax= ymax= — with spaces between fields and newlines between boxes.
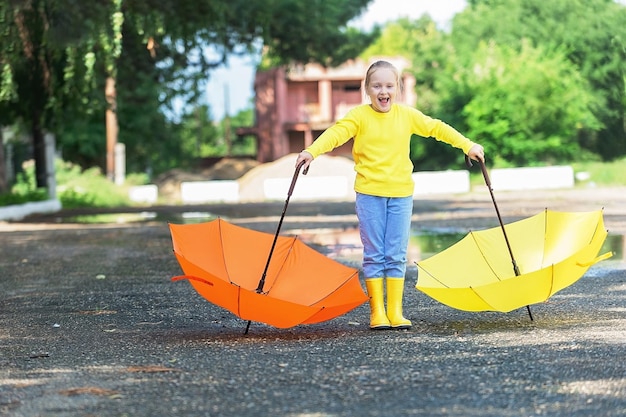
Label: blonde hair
xmin=364 ymin=60 xmax=403 ymax=92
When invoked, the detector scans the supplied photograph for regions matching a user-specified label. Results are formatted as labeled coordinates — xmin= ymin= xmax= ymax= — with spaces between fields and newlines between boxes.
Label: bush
xmin=1 ymin=159 xmax=140 ymax=208
xmin=0 ymin=188 xmax=48 ymax=206
xmin=0 ymin=161 xmax=49 ymax=206
xmin=55 ymin=162 xmax=135 ymax=208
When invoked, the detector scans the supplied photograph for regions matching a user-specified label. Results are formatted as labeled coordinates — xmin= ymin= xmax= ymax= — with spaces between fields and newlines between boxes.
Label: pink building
xmin=239 ymin=57 xmax=416 ymax=163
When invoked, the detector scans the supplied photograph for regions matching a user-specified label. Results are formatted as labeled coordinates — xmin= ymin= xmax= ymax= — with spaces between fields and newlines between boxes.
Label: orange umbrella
xmin=169 ymin=163 xmax=368 ymax=331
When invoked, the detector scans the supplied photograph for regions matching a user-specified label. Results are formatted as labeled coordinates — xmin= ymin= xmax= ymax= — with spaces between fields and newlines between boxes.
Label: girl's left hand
xmin=468 ymin=144 xmax=485 ymax=163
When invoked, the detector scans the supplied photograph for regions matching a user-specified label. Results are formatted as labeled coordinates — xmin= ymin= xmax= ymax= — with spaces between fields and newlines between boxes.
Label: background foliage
xmin=1 ymin=0 xmax=625 ymax=197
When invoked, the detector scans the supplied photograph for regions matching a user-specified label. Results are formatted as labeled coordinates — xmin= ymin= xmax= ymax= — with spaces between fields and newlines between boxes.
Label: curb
xmin=0 ymin=199 xmax=62 ymax=221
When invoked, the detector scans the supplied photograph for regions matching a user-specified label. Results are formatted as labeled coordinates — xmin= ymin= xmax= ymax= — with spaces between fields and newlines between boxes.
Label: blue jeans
xmin=355 ymin=193 xmax=413 ymax=279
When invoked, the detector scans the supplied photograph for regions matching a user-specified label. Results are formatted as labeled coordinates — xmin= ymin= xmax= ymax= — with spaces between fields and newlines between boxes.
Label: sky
xmin=204 ymin=0 xmax=468 ymax=120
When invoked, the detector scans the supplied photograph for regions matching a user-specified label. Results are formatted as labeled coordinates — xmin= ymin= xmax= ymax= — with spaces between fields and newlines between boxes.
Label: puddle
xmin=60 ymin=211 xmax=624 ymax=264
xmin=294 ymin=228 xmax=478 ymax=264
xmin=602 ymin=234 xmax=625 ymax=261
xmin=63 ymin=211 xmax=216 ymax=224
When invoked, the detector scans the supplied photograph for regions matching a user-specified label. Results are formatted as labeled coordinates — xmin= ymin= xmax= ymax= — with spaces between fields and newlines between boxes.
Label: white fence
xmin=1 ymin=165 xmax=576 ymax=220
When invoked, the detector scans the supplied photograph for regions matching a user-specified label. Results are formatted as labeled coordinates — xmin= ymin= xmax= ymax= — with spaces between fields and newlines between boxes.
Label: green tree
xmin=461 ymin=41 xmax=601 ymax=166
xmin=258 ymin=0 xmax=377 ymax=68
xmin=1 ymin=0 xmax=62 ymax=188
xmin=228 ymin=108 xmax=256 ymax=156
xmin=454 ymin=0 xmax=626 ymax=161
xmin=0 ymin=0 xmax=376 ymax=188
xmin=0 ymin=0 xmax=119 ymax=187
xmin=177 ymin=104 xmax=220 ymax=158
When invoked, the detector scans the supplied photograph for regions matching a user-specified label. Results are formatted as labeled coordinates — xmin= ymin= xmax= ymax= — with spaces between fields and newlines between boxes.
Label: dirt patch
xmin=154 ymin=157 xmax=260 ymax=202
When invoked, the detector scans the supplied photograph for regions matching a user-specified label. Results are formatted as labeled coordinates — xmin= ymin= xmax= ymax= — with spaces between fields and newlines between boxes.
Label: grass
xmin=571 ymin=158 xmax=626 ymax=186
xmin=468 ymin=157 xmax=626 ymax=188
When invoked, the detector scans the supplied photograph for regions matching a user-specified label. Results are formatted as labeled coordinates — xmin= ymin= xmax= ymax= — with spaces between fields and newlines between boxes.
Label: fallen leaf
xmin=78 ymin=310 xmax=117 ymax=315
xmin=59 ymin=387 xmax=119 ymax=397
xmin=125 ymin=365 xmax=182 ymax=373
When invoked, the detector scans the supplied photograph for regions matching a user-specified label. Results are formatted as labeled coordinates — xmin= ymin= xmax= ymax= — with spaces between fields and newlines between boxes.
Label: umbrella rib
xmin=470 ymin=231 xmax=502 ymax=282
xmin=541 ymin=208 xmax=548 ymax=268
xmin=217 ymin=219 xmax=235 ymax=285
xmin=468 ymin=286 xmax=495 ymax=310
xmin=303 ymin=270 xmax=361 ymax=305
xmin=262 ymin=236 xmax=298 ymax=294
xmin=548 ymin=263 xmax=555 ymax=297
xmin=236 ymin=286 xmax=243 ymax=319
xmin=416 ymin=265 xmax=451 ymax=288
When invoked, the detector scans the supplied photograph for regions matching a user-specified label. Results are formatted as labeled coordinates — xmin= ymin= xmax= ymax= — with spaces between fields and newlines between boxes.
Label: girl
xmin=296 ymin=60 xmax=485 ymax=330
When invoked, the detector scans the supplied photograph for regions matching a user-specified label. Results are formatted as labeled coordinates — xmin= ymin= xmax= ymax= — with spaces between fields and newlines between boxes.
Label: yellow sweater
xmin=306 ymin=104 xmax=476 ymax=197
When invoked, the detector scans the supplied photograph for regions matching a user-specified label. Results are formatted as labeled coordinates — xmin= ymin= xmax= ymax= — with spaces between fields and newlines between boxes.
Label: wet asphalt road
xmin=1 ymin=189 xmax=626 ymax=417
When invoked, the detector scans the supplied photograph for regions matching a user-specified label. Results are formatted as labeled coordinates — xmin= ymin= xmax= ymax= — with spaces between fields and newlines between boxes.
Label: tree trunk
xmin=0 ymin=129 xmax=7 ymax=194
xmin=32 ymin=115 xmax=47 ymax=189
xmin=105 ymin=76 xmax=118 ymax=181
xmin=13 ymin=1 xmax=50 ymax=189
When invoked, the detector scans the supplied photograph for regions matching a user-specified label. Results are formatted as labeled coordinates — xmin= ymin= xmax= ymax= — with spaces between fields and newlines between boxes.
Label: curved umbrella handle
xmin=465 ymin=155 xmax=491 ymax=187
xmin=465 ymin=155 xmax=520 ymax=275
xmin=576 ymin=251 xmax=613 ymax=267
xmin=255 ymin=160 xmax=309 ymax=294
xmin=289 ymin=160 xmax=309 ymax=196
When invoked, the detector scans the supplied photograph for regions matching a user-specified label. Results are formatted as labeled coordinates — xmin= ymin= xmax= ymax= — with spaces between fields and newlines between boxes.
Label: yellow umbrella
xmin=416 ymin=158 xmax=612 ymax=316
xmin=415 ymin=209 xmax=612 ymax=313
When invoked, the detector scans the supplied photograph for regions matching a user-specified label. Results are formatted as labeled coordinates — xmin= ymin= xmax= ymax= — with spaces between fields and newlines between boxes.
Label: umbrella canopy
xmin=170 ymin=219 xmax=368 ymax=328
xmin=415 ymin=209 xmax=612 ymax=313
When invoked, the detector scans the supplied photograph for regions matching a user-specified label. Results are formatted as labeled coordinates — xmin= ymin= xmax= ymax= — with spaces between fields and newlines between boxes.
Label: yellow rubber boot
xmin=386 ymin=278 xmax=412 ymax=329
xmin=365 ymin=278 xmax=391 ymax=330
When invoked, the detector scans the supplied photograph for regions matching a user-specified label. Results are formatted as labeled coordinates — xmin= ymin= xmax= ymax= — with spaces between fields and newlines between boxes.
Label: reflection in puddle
xmin=294 ymin=228 xmax=479 ymax=264
xmin=179 ymin=212 xmax=217 ymax=223
xmin=294 ymin=227 xmax=625 ymax=266
xmin=64 ymin=212 xmax=159 ymax=224
xmin=294 ymin=228 xmax=364 ymax=264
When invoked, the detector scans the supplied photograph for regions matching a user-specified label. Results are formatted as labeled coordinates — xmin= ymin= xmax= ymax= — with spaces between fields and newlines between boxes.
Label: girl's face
xmin=365 ymin=67 xmax=398 ymax=113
